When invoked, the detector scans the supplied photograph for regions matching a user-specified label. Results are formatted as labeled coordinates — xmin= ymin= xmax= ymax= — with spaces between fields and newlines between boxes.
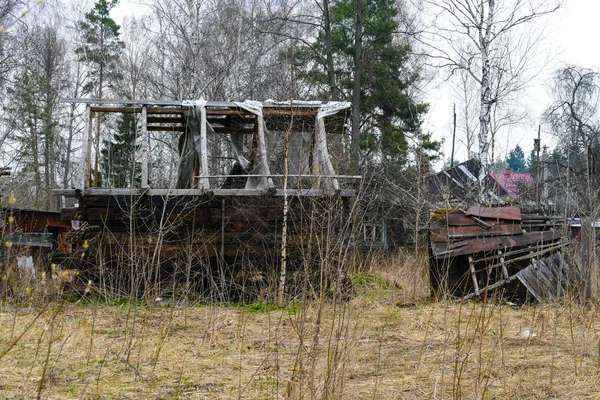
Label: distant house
xmin=490 ymin=168 xmax=535 ymax=201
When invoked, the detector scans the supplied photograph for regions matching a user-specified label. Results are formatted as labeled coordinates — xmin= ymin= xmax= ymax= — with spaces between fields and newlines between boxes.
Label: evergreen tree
xmin=75 ymin=0 xmax=124 ymax=96
xmin=527 ymin=150 xmax=537 ymax=171
xmin=289 ymin=0 xmax=436 ymax=163
xmin=506 ymin=145 xmax=526 ymax=172
xmin=100 ymin=112 xmax=140 ymax=188
xmin=76 ymin=0 xmax=124 ymax=187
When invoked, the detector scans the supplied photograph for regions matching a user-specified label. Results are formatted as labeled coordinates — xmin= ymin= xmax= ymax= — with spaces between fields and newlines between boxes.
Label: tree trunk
xmin=323 ymin=0 xmax=338 ymax=101
xmin=478 ymin=0 xmax=496 ymax=171
xmin=351 ymin=0 xmax=363 ymax=170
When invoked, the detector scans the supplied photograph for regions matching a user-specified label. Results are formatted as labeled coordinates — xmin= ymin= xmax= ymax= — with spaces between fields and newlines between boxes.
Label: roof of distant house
xmin=490 ymin=170 xmax=535 ymax=200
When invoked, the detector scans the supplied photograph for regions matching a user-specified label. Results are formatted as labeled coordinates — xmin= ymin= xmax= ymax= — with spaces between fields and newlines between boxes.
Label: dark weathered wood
xmin=60 ymin=208 xmax=80 ymax=220
xmin=90 ymin=106 xmax=184 ymax=114
xmin=468 ymin=256 xmax=480 ymax=296
xmin=430 ymin=223 xmax=522 ymax=242
xmin=147 ymin=116 xmax=185 ymax=124
xmin=147 ymin=125 xmax=186 ymax=132
xmin=53 ymin=189 xmax=82 ymax=199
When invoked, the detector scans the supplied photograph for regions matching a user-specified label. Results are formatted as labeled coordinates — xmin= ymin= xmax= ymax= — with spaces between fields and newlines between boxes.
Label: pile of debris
xmin=429 ymin=206 xmax=580 ymax=301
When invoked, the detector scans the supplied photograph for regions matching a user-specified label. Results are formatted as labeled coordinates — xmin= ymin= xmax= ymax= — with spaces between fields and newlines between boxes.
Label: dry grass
xmin=1 ymin=253 xmax=600 ymax=399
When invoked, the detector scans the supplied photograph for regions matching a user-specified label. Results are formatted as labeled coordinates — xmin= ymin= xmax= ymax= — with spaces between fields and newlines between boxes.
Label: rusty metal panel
xmin=431 ymin=230 xmax=561 ymax=258
xmin=465 ymin=206 xmax=522 ymax=221
xmin=431 ymin=211 xmax=479 ymax=226
xmin=429 ymin=223 xmax=523 ymax=243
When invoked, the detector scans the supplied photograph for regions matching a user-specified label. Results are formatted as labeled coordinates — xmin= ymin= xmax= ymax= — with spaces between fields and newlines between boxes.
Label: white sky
xmin=109 ymin=0 xmax=600 ymax=167
xmin=423 ymin=0 xmax=600 ymax=166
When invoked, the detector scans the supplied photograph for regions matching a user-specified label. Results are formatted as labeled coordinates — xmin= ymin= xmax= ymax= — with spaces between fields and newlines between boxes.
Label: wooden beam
xmin=199 ymin=106 xmax=209 ymax=189
xmin=147 ymin=126 xmax=186 ymax=132
xmin=468 ymin=256 xmax=480 ymax=296
xmin=147 ymin=116 xmax=185 ymax=124
xmin=83 ymin=106 xmax=93 ymax=190
xmin=90 ymin=106 xmax=184 ymax=114
xmin=141 ymin=106 xmax=149 ymax=189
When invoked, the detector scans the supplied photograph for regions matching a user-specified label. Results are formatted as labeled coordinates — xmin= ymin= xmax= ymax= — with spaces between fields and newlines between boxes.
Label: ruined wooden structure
xmin=53 ymin=99 xmax=360 ymax=298
xmin=429 ymin=206 xmax=579 ymax=301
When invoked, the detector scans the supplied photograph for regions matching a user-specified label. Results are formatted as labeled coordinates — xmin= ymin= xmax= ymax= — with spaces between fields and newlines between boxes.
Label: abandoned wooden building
xmin=53 ymin=99 xmax=366 ymax=298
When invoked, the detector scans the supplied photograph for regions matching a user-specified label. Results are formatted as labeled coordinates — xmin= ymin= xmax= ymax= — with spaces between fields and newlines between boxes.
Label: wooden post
xmin=316 ymin=116 xmax=339 ymax=192
xmin=256 ymin=114 xmax=273 ymax=189
xmin=468 ymin=256 xmax=480 ymax=296
xmin=199 ymin=106 xmax=209 ymax=189
xmin=79 ymin=106 xmax=93 ymax=191
xmin=581 ymin=218 xmax=595 ymax=300
xmin=499 ymin=249 xmax=509 ymax=281
xmin=451 ymin=103 xmax=456 ymax=167
xmin=141 ymin=106 xmax=149 ymax=189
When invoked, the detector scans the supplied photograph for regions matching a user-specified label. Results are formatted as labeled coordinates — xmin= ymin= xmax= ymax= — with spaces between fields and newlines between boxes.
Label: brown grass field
xmin=1 ymin=256 xmax=600 ymax=399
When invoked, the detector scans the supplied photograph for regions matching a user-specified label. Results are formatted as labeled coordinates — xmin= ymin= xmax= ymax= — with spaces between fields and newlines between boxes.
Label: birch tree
xmin=424 ymin=0 xmax=560 ymax=169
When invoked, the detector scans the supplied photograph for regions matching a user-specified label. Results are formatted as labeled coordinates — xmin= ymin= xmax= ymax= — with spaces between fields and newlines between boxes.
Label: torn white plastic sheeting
xmin=234 ymin=101 xmax=273 ymax=190
xmin=228 ymin=134 xmax=250 ymax=170
xmin=178 ymin=99 xmax=210 ymax=189
xmin=314 ymin=102 xmax=350 ymax=193
xmin=316 ymin=102 xmax=351 ymax=119
xmin=264 ymin=99 xmax=323 ymax=106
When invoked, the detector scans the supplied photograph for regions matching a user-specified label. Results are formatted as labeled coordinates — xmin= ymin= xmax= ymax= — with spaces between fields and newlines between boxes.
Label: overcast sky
xmin=422 ymin=0 xmax=600 ymax=166
xmin=109 ymin=0 xmax=599 ymax=167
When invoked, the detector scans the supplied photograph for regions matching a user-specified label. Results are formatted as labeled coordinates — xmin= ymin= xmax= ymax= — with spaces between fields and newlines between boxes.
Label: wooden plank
xmin=459 ymin=208 xmax=491 ymax=229
xmin=147 ymin=116 xmax=185 ymax=124
xmin=60 ymin=208 xmax=80 ymax=220
xmin=141 ymin=106 xmax=149 ymax=189
xmin=469 ymin=256 xmax=480 ymax=296
xmin=62 ymin=98 xmax=185 ymax=106
xmin=473 ymin=243 xmax=568 ymax=274
xmin=429 ymin=223 xmax=523 ymax=243
xmin=199 ymin=106 xmax=209 ymax=189
xmin=465 ymin=206 xmax=522 ymax=221
xmin=431 ymin=212 xmax=481 ymax=226
xmin=499 ymin=250 xmax=509 ymax=280
xmin=431 ymin=231 xmax=564 ymax=258
xmin=90 ymin=106 xmax=184 ymax=114
xmin=147 ymin=125 xmax=186 ymax=132
xmin=79 ymin=105 xmax=92 ymax=191
xmin=52 ymin=189 xmax=82 ymax=198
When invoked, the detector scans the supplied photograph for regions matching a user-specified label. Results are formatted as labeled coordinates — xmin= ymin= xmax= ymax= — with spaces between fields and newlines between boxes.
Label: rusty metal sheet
xmin=430 ymin=223 xmax=523 ymax=243
xmin=431 ymin=211 xmax=480 ymax=226
xmin=431 ymin=230 xmax=561 ymax=258
xmin=465 ymin=206 xmax=522 ymax=221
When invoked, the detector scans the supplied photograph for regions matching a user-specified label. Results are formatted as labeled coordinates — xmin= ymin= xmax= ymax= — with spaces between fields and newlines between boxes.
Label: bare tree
xmin=544 ymin=65 xmax=600 ymax=214
xmin=423 ymin=0 xmax=560 ymax=169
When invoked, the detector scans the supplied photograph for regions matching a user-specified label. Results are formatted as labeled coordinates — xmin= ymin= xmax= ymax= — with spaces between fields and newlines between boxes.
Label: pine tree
xmin=76 ymin=0 xmax=124 ymax=187
xmin=289 ymin=0 xmax=435 ymax=163
xmin=527 ymin=150 xmax=537 ymax=171
xmin=75 ymin=0 xmax=124 ymax=96
xmin=506 ymin=145 xmax=526 ymax=172
xmin=100 ymin=111 xmax=140 ymax=188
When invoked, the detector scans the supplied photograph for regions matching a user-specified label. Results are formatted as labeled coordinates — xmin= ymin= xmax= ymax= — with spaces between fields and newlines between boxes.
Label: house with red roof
xmin=490 ymin=168 xmax=535 ymax=201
